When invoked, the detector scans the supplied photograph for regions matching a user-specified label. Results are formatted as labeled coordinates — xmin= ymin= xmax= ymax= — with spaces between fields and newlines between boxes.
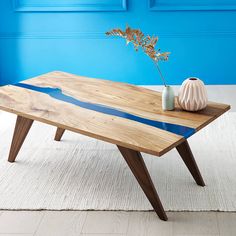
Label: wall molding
xmin=13 ymin=0 xmax=127 ymax=12
xmin=1 ymin=31 xmax=236 ymax=39
xmin=149 ymin=0 xmax=236 ymax=11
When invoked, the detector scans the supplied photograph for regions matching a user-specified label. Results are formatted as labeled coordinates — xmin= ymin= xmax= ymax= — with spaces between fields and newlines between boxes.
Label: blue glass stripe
xmin=13 ymin=83 xmax=195 ymax=138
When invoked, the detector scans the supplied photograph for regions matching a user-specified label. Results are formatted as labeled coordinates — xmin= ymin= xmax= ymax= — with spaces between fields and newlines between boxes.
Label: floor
xmin=0 ymin=211 xmax=235 ymax=236
xmin=0 ymin=85 xmax=235 ymax=236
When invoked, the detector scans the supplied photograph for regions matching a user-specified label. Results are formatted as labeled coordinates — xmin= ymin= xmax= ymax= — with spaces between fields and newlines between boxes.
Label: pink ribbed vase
xmin=178 ymin=77 xmax=208 ymax=111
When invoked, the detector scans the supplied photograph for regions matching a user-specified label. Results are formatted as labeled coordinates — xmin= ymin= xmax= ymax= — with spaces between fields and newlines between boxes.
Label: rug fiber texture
xmin=0 ymin=112 xmax=235 ymax=211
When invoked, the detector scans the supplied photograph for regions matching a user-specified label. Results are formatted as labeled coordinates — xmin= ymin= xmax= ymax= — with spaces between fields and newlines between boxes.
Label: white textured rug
xmin=0 ymin=111 xmax=235 ymax=211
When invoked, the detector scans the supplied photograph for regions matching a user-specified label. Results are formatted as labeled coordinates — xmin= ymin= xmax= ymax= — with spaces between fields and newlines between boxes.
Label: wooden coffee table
xmin=0 ymin=71 xmax=230 ymax=220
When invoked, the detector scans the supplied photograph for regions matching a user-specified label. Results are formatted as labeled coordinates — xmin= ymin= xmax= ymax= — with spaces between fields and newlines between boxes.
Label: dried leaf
xmin=106 ymin=25 xmax=170 ymax=63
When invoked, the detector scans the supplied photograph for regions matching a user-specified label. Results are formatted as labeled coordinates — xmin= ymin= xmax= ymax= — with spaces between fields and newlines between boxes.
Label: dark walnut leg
xmin=176 ymin=140 xmax=205 ymax=186
xmin=117 ymin=145 xmax=168 ymax=221
xmin=8 ymin=115 xmax=34 ymax=163
xmin=54 ymin=128 xmax=65 ymax=141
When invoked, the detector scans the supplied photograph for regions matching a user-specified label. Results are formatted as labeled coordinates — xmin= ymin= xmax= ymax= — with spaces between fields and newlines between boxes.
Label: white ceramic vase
xmin=162 ymin=86 xmax=175 ymax=111
xmin=178 ymin=77 xmax=208 ymax=111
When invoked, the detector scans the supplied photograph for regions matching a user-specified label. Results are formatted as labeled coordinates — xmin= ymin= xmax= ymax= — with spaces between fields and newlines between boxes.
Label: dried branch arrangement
xmin=106 ymin=25 xmax=170 ymax=86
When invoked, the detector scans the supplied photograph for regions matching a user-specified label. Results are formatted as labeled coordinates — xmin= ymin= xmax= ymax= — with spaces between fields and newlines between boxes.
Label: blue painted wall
xmin=0 ymin=0 xmax=236 ymax=86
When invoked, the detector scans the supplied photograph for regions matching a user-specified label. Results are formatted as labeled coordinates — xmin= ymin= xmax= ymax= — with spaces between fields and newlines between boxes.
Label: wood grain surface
xmin=0 ymin=71 xmax=230 ymax=156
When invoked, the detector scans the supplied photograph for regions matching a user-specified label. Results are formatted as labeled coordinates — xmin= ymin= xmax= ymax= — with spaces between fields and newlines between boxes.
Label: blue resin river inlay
xmin=14 ymin=83 xmax=195 ymax=138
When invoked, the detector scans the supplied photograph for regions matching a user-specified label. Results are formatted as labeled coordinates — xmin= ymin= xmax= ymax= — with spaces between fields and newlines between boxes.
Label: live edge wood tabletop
xmin=0 ymin=71 xmax=230 ymax=221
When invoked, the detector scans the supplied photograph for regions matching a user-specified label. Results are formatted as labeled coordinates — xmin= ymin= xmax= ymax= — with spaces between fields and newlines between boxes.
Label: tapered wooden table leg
xmin=117 ymin=145 xmax=168 ymax=221
xmin=8 ymin=115 xmax=34 ymax=163
xmin=54 ymin=128 xmax=65 ymax=141
xmin=176 ymin=140 xmax=205 ymax=186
